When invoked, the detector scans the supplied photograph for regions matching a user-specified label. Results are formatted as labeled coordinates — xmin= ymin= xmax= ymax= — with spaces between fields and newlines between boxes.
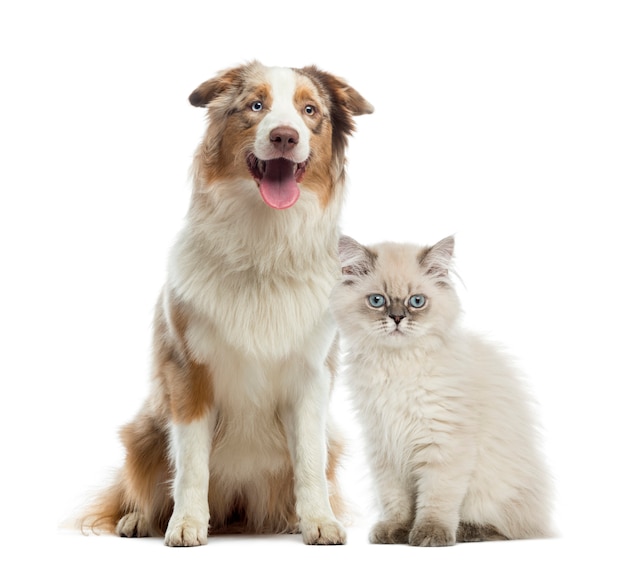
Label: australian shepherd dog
xmin=81 ymin=61 xmax=373 ymax=546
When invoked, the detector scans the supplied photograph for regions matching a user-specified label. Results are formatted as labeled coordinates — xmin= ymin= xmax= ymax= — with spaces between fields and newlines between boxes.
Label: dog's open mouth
xmin=246 ymin=155 xmax=307 ymax=210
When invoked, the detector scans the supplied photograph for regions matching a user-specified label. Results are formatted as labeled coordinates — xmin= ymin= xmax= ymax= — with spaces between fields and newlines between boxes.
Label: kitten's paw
xmin=301 ymin=517 xmax=346 ymax=545
xmin=457 ymin=521 xmax=508 ymax=542
xmin=409 ymin=520 xmax=456 ymax=547
xmin=369 ymin=520 xmax=411 ymax=544
xmin=164 ymin=514 xmax=208 ymax=547
xmin=116 ymin=511 xmax=150 ymax=538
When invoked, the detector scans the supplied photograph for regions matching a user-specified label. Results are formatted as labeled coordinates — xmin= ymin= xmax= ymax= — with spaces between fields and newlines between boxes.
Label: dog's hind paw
xmin=301 ymin=517 xmax=346 ymax=545
xmin=116 ymin=511 xmax=150 ymax=538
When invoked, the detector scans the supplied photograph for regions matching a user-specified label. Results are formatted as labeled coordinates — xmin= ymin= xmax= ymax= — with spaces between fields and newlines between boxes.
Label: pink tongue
xmin=259 ymin=158 xmax=300 ymax=209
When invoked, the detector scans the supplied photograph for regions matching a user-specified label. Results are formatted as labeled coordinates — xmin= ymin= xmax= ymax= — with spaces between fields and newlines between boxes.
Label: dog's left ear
xmin=189 ymin=61 xmax=255 ymax=107
xmin=300 ymin=66 xmax=374 ymax=117
xmin=326 ymin=74 xmax=374 ymax=117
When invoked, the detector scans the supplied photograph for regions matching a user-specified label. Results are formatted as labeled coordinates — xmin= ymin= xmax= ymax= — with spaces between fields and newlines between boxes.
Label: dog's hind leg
xmin=116 ymin=510 xmax=150 ymax=538
xmin=117 ymin=411 xmax=174 ymax=536
xmin=80 ymin=410 xmax=173 ymax=537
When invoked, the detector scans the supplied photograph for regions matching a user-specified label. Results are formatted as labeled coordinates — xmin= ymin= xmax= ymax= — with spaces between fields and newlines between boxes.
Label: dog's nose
xmin=270 ymin=127 xmax=299 ymax=153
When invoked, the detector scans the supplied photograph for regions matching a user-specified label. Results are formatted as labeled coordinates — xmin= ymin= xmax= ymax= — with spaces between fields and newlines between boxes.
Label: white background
xmin=1 ymin=1 xmax=625 ymax=570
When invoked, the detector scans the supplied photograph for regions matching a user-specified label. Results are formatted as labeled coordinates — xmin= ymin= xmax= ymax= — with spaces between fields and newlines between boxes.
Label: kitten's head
xmin=331 ymin=235 xmax=461 ymax=349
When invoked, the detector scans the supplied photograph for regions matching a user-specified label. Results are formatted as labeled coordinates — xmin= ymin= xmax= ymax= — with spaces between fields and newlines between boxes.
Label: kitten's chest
xmin=347 ymin=353 xmax=469 ymax=452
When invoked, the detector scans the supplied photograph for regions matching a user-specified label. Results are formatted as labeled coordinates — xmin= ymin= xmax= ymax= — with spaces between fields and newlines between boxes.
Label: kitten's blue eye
xmin=251 ymin=101 xmax=263 ymax=111
xmin=368 ymin=294 xmax=386 ymax=308
xmin=409 ymin=294 xmax=427 ymax=309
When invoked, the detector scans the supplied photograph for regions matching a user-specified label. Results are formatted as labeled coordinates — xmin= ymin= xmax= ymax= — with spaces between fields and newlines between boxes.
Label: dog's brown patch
xmin=154 ymin=294 xmax=214 ymax=423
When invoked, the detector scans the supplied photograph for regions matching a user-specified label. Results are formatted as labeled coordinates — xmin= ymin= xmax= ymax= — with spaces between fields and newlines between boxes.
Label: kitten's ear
xmin=338 ymin=236 xmax=376 ymax=277
xmin=421 ymin=235 xmax=455 ymax=279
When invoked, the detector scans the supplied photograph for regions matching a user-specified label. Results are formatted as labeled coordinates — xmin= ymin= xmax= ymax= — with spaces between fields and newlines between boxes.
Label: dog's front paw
xmin=409 ymin=519 xmax=456 ymax=547
xmin=164 ymin=514 xmax=208 ymax=547
xmin=301 ymin=517 xmax=346 ymax=545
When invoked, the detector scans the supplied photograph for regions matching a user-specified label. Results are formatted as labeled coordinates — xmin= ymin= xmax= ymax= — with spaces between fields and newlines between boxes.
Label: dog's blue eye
xmin=368 ymin=294 xmax=386 ymax=308
xmin=409 ymin=294 xmax=426 ymax=309
xmin=304 ymin=105 xmax=316 ymax=116
xmin=251 ymin=101 xmax=263 ymax=112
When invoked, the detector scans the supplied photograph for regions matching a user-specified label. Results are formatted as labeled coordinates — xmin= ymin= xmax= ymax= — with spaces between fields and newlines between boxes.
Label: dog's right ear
xmin=188 ymin=62 xmax=253 ymax=107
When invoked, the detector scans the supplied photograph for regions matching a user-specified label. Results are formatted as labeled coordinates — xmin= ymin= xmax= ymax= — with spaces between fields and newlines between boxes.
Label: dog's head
xmin=189 ymin=61 xmax=373 ymax=210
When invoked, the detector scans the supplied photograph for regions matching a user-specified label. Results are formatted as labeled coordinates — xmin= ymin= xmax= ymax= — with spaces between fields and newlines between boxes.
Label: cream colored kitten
xmin=331 ymin=235 xmax=552 ymax=546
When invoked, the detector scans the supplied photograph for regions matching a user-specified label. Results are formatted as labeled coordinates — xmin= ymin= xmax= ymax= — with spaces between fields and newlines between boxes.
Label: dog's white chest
xmin=169 ymin=198 xmax=340 ymax=361
xmin=180 ymin=268 xmax=334 ymax=361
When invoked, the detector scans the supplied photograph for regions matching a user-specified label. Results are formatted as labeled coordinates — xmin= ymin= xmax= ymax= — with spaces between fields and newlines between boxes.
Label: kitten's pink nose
xmin=390 ymin=314 xmax=405 ymax=324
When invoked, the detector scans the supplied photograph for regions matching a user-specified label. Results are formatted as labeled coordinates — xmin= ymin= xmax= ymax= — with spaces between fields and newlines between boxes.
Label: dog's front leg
xmin=165 ymin=409 xmax=216 ymax=547
xmin=285 ymin=370 xmax=346 ymax=545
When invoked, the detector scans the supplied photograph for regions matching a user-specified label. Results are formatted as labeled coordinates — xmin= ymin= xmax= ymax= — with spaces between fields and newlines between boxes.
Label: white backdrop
xmin=1 ymin=1 xmax=624 ymax=570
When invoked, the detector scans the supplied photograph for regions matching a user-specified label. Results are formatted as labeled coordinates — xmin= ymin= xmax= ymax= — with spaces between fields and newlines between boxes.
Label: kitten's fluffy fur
xmin=331 ymin=235 xmax=552 ymax=546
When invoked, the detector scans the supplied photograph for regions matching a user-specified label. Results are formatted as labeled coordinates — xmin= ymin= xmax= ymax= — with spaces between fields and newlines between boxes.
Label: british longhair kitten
xmin=331 ymin=235 xmax=552 ymax=546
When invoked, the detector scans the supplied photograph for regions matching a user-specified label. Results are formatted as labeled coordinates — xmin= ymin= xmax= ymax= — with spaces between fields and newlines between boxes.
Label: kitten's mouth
xmin=246 ymin=154 xmax=308 ymax=210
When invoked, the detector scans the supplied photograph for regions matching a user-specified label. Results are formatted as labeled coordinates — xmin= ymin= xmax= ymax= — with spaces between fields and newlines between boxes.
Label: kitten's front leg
xmin=409 ymin=457 xmax=472 ymax=547
xmin=369 ymin=456 xmax=414 ymax=544
xmin=164 ymin=410 xmax=216 ymax=547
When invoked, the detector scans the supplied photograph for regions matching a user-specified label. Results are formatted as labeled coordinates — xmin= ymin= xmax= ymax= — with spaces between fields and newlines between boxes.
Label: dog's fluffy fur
xmin=80 ymin=61 xmax=373 ymax=546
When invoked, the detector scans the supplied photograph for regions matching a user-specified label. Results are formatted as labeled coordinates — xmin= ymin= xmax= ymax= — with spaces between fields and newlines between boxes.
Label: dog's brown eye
xmin=304 ymin=105 xmax=316 ymax=116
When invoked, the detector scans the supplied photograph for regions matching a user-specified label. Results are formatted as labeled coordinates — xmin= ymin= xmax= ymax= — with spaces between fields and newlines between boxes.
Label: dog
xmin=81 ymin=61 xmax=373 ymax=546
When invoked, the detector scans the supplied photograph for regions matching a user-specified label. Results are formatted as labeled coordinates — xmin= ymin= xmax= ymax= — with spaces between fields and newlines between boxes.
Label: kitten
xmin=331 ymin=235 xmax=552 ymax=546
